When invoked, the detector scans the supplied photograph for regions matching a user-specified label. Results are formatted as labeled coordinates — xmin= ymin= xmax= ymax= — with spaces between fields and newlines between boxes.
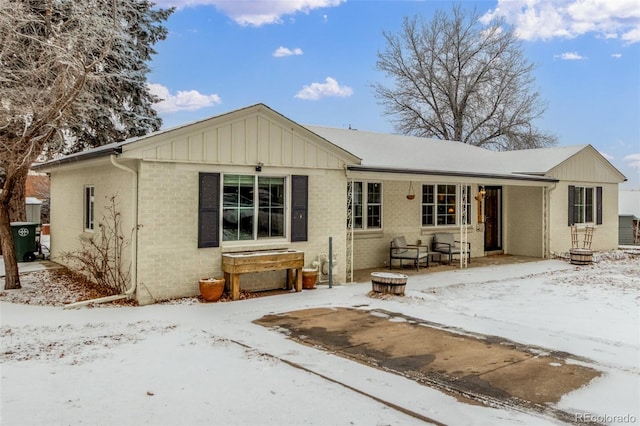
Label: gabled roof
xmin=304 ymin=125 xmax=559 ymax=182
xmin=33 ymin=103 xmax=625 ymax=185
xmin=34 ymin=104 xmax=359 ymax=169
xmin=494 ymin=145 xmax=588 ymax=175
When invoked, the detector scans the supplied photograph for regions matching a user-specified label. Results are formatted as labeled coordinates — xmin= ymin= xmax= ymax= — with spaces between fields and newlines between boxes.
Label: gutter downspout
xmin=64 ymin=155 xmax=138 ymax=309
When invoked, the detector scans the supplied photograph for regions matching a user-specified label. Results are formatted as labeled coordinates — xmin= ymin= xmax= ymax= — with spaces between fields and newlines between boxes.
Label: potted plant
xmin=199 ymin=277 xmax=225 ymax=302
xmin=302 ymin=264 xmax=319 ymax=289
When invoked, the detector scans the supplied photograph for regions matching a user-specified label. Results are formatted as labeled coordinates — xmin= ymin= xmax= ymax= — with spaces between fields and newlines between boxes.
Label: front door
xmin=484 ymin=186 xmax=502 ymax=251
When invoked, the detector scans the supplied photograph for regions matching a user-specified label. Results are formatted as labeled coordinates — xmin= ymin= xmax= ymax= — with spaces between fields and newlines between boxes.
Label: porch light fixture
xmin=476 ymin=186 xmax=486 ymax=223
xmin=255 ymin=162 xmax=263 ymax=172
xmin=476 ymin=186 xmax=486 ymax=201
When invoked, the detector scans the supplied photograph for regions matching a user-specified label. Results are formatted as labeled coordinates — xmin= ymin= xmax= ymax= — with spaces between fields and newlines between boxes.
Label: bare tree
xmin=0 ymin=0 xmax=170 ymax=290
xmin=373 ymin=5 xmax=556 ymax=150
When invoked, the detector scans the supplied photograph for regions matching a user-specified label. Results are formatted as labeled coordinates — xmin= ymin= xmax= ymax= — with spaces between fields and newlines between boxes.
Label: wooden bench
xmin=221 ymin=249 xmax=304 ymax=300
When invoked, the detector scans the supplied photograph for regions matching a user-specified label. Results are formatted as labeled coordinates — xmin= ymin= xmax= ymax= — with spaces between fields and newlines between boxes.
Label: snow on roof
xmin=305 ymin=125 xmax=576 ymax=180
xmin=494 ymin=145 xmax=588 ymax=175
xmin=33 ymin=103 xmax=590 ymax=183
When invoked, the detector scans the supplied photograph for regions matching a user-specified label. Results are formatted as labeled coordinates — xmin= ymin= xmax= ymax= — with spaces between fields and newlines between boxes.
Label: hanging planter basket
xmin=406 ymin=181 xmax=415 ymax=200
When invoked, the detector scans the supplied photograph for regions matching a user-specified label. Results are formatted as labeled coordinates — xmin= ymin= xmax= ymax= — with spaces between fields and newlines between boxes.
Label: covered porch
xmin=352 ymin=253 xmax=543 ymax=283
xmin=345 ymin=171 xmax=555 ymax=280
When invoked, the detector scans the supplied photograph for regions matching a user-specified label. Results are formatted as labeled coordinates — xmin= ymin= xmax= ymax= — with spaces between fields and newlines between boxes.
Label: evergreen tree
xmin=0 ymin=0 xmax=173 ymax=289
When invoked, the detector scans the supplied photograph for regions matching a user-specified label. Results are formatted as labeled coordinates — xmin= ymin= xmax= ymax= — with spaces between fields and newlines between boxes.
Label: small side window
xmin=84 ymin=185 xmax=95 ymax=231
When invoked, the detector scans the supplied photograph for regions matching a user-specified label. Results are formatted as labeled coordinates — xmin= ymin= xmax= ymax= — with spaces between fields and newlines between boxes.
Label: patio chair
xmin=389 ymin=236 xmax=431 ymax=271
xmin=432 ymin=233 xmax=471 ymax=265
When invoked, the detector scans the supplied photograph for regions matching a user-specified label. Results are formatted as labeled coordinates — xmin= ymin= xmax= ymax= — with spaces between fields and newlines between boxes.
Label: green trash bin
xmin=11 ymin=222 xmax=39 ymax=262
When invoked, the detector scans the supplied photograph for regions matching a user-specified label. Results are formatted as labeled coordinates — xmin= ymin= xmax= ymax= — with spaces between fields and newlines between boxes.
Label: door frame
xmin=484 ymin=186 xmax=502 ymax=252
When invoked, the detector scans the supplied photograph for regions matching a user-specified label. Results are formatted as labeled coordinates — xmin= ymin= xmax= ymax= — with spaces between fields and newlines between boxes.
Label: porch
xmin=351 ymin=253 xmax=542 ymax=283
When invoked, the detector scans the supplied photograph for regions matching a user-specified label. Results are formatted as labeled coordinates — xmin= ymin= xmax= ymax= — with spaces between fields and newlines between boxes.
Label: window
xmin=568 ymin=185 xmax=602 ymax=225
xmin=198 ymin=173 xmax=307 ymax=248
xmin=575 ymin=187 xmax=594 ymax=224
xmin=348 ymin=181 xmax=382 ymax=230
xmin=84 ymin=185 xmax=94 ymax=231
xmin=222 ymin=175 xmax=285 ymax=241
xmin=422 ymin=184 xmax=471 ymax=226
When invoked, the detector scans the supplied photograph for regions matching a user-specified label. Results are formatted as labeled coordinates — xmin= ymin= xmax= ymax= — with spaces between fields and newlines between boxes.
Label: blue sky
xmin=147 ymin=0 xmax=640 ymax=189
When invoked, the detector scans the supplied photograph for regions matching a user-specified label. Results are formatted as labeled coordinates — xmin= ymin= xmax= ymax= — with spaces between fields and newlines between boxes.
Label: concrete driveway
xmin=255 ymin=306 xmax=600 ymax=424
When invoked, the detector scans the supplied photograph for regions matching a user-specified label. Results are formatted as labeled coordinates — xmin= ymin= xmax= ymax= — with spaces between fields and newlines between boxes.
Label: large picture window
xmin=222 ymin=175 xmax=285 ymax=241
xmin=348 ymin=181 xmax=382 ymax=230
xmin=84 ymin=185 xmax=94 ymax=231
xmin=422 ymin=184 xmax=471 ymax=226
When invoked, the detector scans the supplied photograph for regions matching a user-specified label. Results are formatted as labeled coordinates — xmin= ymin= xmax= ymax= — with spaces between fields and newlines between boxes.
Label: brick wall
xmin=135 ymin=163 xmax=347 ymax=304
xmin=350 ymin=180 xmax=483 ymax=271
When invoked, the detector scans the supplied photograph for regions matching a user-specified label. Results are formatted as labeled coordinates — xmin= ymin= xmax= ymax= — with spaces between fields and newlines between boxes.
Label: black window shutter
xmin=291 ymin=175 xmax=308 ymax=242
xmin=596 ymin=186 xmax=603 ymax=225
xmin=568 ymin=185 xmax=575 ymax=226
xmin=198 ymin=173 xmax=220 ymax=248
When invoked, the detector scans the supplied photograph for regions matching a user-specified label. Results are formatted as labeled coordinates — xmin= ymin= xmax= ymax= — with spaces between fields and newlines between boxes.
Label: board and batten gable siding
xmin=128 ymin=107 xmax=355 ymax=303
xmin=544 ymin=147 xmax=624 ymax=254
xmin=545 ymin=145 xmax=625 ymax=183
xmin=123 ymin=109 xmax=355 ymax=170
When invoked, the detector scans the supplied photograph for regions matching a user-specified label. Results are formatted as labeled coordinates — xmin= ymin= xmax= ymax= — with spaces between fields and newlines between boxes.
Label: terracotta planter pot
xmin=302 ymin=268 xmax=318 ymax=289
xmin=199 ymin=278 xmax=225 ymax=302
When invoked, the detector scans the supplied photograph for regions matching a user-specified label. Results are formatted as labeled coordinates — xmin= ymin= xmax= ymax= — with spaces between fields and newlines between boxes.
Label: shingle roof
xmin=34 ymin=103 xmax=607 ymax=184
xmin=495 ymin=145 xmax=588 ymax=175
xmin=304 ymin=125 xmax=583 ymax=181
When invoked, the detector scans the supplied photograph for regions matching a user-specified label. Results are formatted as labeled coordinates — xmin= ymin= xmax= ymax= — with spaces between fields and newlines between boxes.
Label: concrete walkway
xmin=0 ymin=256 xmax=61 ymax=279
xmin=0 ymin=235 xmax=60 ymax=279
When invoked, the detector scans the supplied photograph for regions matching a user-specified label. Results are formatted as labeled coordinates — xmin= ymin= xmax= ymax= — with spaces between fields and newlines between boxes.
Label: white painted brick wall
xmin=135 ymin=163 xmax=348 ymax=304
xmin=350 ymin=180 xmax=483 ymax=271
xmin=48 ymin=160 xmax=134 ymax=279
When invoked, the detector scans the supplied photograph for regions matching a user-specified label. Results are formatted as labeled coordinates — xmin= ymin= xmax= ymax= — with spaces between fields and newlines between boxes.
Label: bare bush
xmin=61 ymin=195 xmax=139 ymax=294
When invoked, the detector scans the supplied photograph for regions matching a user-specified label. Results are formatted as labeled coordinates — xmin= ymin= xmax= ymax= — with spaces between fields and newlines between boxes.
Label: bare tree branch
xmin=373 ymin=5 xmax=556 ymax=151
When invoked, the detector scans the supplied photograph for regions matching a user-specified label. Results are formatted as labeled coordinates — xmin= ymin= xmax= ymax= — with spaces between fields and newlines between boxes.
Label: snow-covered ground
xmin=1 ymin=253 xmax=639 ymax=425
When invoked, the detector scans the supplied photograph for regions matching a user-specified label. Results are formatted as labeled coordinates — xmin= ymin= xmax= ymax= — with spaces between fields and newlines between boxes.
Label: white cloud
xmin=148 ymin=83 xmax=222 ymax=113
xmin=612 ymin=53 xmax=623 ymax=58
xmin=625 ymin=153 xmax=640 ymax=169
xmin=482 ymin=0 xmax=640 ymax=44
xmin=273 ymin=46 xmax=304 ymax=57
xmin=554 ymin=51 xmax=586 ymax=60
xmin=153 ymin=0 xmax=345 ymax=27
xmin=294 ymin=77 xmax=353 ymax=100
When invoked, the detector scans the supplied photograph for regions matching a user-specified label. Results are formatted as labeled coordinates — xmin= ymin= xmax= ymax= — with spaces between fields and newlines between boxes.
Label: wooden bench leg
xmin=231 ymin=273 xmax=240 ymax=301
xmin=286 ymin=269 xmax=293 ymax=290
xmin=295 ymin=268 xmax=302 ymax=292
xmin=224 ymin=272 xmax=230 ymax=291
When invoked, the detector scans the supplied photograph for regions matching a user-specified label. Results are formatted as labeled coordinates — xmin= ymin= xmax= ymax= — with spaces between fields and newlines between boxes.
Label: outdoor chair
xmin=432 ymin=233 xmax=471 ymax=265
xmin=389 ymin=236 xmax=431 ymax=271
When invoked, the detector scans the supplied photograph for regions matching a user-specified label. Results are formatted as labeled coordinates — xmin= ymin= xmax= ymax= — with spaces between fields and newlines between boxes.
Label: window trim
xmin=83 ymin=185 xmax=95 ymax=232
xmin=568 ymin=185 xmax=602 ymax=226
xmin=221 ymin=173 xmax=288 ymax=243
xmin=348 ymin=180 xmax=383 ymax=231
xmin=421 ymin=184 xmax=472 ymax=227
